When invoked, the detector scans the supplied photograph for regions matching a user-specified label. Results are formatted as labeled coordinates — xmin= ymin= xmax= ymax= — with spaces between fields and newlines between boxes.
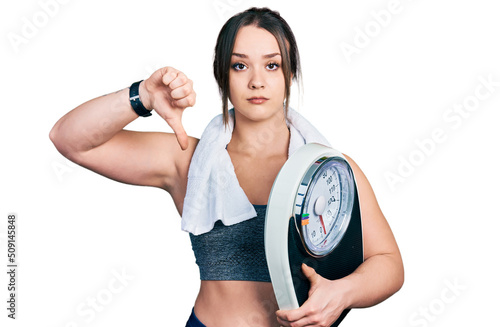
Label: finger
xmin=276 ymin=310 xmax=294 ymax=326
xmin=276 ymin=308 xmax=306 ymax=325
xmin=161 ymin=68 xmax=179 ymax=87
xmin=168 ymin=72 xmax=189 ymax=90
xmin=170 ymin=81 xmax=193 ymax=100
xmin=166 ymin=115 xmax=189 ymax=150
xmin=276 ymin=309 xmax=321 ymax=327
xmin=173 ymin=92 xmax=196 ymax=109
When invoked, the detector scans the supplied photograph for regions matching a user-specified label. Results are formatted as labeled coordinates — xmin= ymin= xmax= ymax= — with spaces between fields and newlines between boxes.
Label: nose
xmin=249 ymin=69 xmax=265 ymax=89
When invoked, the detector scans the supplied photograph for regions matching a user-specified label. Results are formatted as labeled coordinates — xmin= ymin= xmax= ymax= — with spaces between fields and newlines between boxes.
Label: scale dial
xmin=265 ymin=143 xmax=363 ymax=314
xmin=295 ymin=157 xmax=355 ymax=257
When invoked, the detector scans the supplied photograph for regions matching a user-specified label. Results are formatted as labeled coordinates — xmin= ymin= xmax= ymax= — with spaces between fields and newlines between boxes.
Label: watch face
xmin=295 ymin=157 xmax=355 ymax=257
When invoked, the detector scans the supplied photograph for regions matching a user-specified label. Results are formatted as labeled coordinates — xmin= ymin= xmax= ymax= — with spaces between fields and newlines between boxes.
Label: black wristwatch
xmin=129 ymin=80 xmax=152 ymax=117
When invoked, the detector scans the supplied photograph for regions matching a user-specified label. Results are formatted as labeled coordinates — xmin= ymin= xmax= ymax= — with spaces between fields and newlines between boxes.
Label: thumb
xmin=165 ymin=115 xmax=188 ymax=150
xmin=302 ymin=263 xmax=320 ymax=284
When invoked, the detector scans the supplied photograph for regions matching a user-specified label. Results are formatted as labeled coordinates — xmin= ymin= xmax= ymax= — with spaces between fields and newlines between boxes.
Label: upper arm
xmin=343 ymin=154 xmax=402 ymax=262
xmin=68 ymin=130 xmax=198 ymax=191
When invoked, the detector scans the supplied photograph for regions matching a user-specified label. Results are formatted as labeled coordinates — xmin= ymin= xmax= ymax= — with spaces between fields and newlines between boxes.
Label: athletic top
xmin=189 ymin=204 xmax=271 ymax=282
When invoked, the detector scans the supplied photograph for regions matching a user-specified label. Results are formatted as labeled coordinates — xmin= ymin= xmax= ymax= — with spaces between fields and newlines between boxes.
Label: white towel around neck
xmin=181 ymin=108 xmax=331 ymax=235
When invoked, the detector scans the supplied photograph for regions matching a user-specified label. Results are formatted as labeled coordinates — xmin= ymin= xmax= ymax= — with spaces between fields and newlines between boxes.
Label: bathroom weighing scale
xmin=264 ymin=143 xmax=363 ymax=327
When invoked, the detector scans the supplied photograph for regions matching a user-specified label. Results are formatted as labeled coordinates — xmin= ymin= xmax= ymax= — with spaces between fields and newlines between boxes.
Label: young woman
xmin=50 ymin=7 xmax=403 ymax=327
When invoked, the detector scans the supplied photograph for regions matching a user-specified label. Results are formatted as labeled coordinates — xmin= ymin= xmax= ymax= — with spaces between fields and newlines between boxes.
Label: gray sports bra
xmin=189 ymin=205 xmax=271 ymax=282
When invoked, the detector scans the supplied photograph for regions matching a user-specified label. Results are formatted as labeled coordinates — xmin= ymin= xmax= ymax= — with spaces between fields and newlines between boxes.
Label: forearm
xmin=342 ymin=252 xmax=404 ymax=309
xmin=50 ymin=87 xmax=140 ymax=158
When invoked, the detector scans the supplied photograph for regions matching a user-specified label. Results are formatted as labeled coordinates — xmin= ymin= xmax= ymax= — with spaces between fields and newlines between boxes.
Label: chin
xmin=234 ymin=103 xmax=284 ymax=122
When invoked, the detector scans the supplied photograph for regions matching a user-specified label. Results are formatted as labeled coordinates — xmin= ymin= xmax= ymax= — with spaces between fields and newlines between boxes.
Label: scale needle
xmin=319 ymin=215 xmax=327 ymax=234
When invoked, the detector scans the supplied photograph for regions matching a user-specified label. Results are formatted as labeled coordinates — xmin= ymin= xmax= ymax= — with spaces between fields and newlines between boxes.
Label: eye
xmin=267 ymin=62 xmax=280 ymax=71
xmin=231 ymin=62 xmax=247 ymax=71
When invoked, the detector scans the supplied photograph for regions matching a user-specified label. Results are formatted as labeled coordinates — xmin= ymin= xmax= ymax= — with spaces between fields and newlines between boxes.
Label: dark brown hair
xmin=213 ymin=7 xmax=302 ymax=125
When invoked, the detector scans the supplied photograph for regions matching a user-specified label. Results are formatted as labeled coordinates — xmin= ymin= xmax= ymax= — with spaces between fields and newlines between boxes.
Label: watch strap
xmin=129 ymin=80 xmax=152 ymax=117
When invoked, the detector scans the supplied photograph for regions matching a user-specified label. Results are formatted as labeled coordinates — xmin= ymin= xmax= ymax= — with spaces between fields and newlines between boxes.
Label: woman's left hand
xmin=275 ymin=264 xmax=351 ymax=327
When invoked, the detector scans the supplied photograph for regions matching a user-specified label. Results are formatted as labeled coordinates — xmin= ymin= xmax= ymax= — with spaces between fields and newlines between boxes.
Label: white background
xmin=1 ymin=0 xmax=499 ymax=326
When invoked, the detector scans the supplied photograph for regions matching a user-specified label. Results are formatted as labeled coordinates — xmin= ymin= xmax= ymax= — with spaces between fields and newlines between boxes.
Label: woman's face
xmin=229 ymin=25 xmax=287 ymax=123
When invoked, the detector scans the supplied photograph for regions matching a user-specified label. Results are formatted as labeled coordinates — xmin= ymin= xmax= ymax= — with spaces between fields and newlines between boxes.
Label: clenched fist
xmin=140 ymin=66 xmax=196 ymax=150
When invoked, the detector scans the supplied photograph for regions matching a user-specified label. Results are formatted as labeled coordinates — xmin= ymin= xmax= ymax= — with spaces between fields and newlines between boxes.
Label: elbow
xmin=49 ymin=121 xmax=80 ymax=163
xmin=49 ymin=122 xmax=62 ymax=152
xmin=396 ymin=268 xmax=404 ymax=294
xmin=381 ymin=252 xmax=405 ymax=296
xmin=49 ymin=122 xmax=66 ymax=156
xmin=387 ymin=245 xmax=405 ymax=294
xmin=383 ymin=254 xmax=405 ymax=301
xmin=49 ymin=123 xmax=59 ymax=147
xmin=393 ymin=255 xmax=405 ymax=294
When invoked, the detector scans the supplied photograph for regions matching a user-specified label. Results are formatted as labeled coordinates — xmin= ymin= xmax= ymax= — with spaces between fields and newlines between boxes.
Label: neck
xmin=227 ymin=110 xmax=290 ymax=158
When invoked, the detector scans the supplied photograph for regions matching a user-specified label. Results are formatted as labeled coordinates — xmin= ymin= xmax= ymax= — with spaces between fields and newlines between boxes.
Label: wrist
xmin=129 ymin=80 xmax=152 ymax=117
xmin=138 ymin=80 xmax=153 ymax=110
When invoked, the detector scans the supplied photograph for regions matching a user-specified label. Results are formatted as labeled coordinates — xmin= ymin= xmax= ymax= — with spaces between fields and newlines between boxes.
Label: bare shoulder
xmin=342 ymin=154 xmax=380 ymax=210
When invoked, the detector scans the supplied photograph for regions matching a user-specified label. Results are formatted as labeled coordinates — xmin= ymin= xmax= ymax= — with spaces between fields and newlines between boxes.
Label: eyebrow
xmin=232 ymin=52 xmax=281 ymax=59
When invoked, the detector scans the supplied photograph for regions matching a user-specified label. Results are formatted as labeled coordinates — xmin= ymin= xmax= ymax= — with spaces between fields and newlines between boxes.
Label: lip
xmin=247 ymin=97 xmax=269 ymax=104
